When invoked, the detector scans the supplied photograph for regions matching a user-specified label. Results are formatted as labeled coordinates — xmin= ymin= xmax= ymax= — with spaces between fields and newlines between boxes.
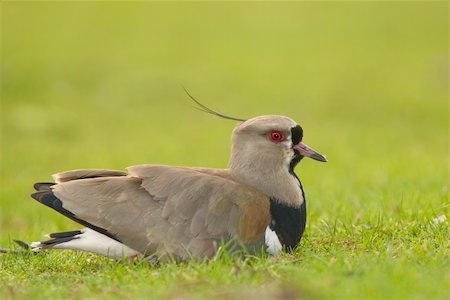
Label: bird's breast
xmin=267 ymin=195 xmax=307 ymax=251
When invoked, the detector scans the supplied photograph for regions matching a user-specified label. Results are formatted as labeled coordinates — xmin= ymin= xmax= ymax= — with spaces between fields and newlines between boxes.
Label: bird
xmin=29 ymin=97 xmax=327 ymax=262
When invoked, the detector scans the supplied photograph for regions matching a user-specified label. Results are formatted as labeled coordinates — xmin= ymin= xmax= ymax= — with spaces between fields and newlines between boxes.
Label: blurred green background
xmin=1 ymin=0 xmax=447 ymax=252
xmin=0 ymin=1 xmax=448 ymax=299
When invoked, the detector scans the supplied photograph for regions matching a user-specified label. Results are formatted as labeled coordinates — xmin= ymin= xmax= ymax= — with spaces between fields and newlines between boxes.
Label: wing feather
xmin=53 ymin=169 xmax=127 ymax=183
xmin=46 ymin=165 xmax=270 ymax=260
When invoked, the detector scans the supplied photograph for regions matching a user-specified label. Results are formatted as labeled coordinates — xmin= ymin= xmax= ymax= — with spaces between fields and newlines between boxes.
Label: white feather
xmin=265 ymin=226 xmax=282 ymax=256
xmin=31 ymin=228 xmax=140 ymax=259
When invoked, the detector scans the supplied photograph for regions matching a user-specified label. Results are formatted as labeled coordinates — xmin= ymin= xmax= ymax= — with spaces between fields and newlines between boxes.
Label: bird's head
xmin=228 ymin=115 xmax=326 ymax=206
xmin=229 ymin=115 xmax=326 ymax=172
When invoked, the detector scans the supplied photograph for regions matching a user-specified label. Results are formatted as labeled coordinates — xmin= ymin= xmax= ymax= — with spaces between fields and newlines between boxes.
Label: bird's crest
xmin=183 ymin=87 xmax=247 ymax=122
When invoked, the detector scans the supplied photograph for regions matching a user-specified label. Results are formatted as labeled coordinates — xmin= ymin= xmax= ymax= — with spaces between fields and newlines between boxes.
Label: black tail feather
xmin=33 ymin=182 xmax=55 ymax=191
xmin=30 ymin=189 xmax=120 ymax=242
xmin=40 ymin=235 xmax=79 ymax=246
xmin=47 ymin=230 xmax=83 ymax=239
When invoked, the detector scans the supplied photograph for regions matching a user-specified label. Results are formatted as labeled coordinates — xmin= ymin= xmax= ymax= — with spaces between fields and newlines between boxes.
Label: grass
xmin=1 ymin=1 xmax=448 ymax=299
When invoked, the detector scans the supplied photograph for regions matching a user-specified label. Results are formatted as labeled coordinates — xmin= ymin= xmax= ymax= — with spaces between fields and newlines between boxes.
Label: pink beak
xmin=293 ymin=142 xmax=327 ymax=162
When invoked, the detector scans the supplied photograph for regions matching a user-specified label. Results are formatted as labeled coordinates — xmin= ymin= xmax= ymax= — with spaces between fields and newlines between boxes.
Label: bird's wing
xmin=33 ymin=165 xmax=270 ymax=261
xmin=52 ymin=169 xmax=127 ymax=183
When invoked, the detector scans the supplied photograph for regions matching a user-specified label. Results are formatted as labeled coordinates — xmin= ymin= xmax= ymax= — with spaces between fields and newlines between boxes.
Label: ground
xmin=1 ymin=2 xmax=448 ymax=299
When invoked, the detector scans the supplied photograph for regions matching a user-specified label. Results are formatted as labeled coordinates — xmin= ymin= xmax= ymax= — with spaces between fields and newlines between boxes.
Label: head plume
xmin=183 ymin=87 xmax=247 ymax=122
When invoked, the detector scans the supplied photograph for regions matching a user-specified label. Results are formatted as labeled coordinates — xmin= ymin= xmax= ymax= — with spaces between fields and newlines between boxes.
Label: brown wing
xmin=53 ymin=169 xmax=127 ymax=183
xmin=37 ymin=165 xmax=270 ymax=261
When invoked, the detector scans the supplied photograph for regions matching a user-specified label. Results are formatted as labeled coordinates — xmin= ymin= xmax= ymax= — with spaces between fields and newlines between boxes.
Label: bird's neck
xmin=229 ymin=155 xmax=304 ymax=208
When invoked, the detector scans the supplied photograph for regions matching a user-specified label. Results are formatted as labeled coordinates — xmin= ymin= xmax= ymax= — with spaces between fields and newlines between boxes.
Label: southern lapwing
xmin=29 ymin=101 xmax=326 ymax=262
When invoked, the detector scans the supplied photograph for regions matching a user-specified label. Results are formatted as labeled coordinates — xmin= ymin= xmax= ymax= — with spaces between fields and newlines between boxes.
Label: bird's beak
xmin=293 ymin=142 xmax=327 ymax=162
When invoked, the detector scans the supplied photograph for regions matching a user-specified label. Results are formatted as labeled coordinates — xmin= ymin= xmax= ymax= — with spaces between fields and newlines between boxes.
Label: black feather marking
xmin=289 ymin=150 xmax=303 ymax=171
xmin=40 ymin=236 xmax=80 ymax=246
xmin=183 ymin=87 xmax=247 ymax=122
xmin=34 ymin=182 xmax=55 ymax=191
xmin=31 ymin=190 xmax=121 ymax=242
xmin=289 ymin=125 xmax=304 ymax=171
xmin=291 ymin=125 xmax=303 ymax=145
xmin=48 ymin=230 xmax=83 ymax=239
xmin=269 ymin=197 xmax=306 ymax=251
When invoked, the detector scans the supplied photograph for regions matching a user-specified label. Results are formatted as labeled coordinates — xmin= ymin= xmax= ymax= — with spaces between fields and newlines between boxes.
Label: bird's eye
xmin=269 ymin=131 xmax=284 ymax=142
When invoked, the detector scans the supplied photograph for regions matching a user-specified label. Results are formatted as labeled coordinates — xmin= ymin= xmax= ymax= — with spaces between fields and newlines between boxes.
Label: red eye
xmin=269 ymin=131 xmax=284 ymax=142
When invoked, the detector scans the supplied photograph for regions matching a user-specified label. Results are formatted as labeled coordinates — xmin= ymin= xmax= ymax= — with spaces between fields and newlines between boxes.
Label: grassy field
xmin=1 ymin=2 xmax=448 ymax=299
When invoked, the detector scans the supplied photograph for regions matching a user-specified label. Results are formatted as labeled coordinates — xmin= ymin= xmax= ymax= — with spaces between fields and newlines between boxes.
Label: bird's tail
xmin=30 ymin=230 xmax=84 ymax=251
xmin=30 ymin=228 xmax=141 ymax=259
